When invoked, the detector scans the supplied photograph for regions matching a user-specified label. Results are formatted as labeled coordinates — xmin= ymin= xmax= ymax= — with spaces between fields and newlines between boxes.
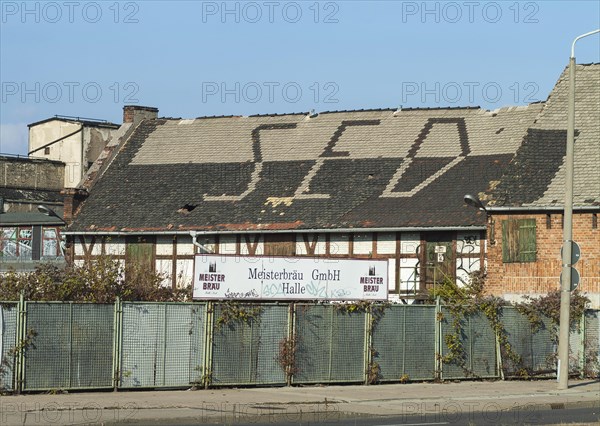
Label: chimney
xmin=123 ymin=105 xmax=159 ymax=125
xmin=62 ymin=188 xmax=88 ymax=224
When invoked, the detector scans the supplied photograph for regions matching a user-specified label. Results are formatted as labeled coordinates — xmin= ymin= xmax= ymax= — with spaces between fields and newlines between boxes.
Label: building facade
xmin=484 ymin=64 xmax=600 ymax=307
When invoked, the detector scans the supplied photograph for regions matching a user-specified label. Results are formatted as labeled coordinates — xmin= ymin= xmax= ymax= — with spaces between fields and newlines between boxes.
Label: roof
xmin=27 ymin=116 xmax=120 ymax=129
xmin=68 ymin=102 xmax=544 ymax=233
xmin=0 ymin=212 xmax=64 ymax=226
xmin=486 ymin=63 xmax=600 ymax=208
xmin=0 ymin=187 xmax=63 ymax=204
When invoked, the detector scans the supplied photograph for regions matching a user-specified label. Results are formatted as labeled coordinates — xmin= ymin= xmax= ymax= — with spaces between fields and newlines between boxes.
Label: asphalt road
xmin=107 ymin=404 xmax=600 ymax=425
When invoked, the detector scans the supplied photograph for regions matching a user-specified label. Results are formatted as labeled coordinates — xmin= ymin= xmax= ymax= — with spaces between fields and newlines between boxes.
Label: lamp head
xmin=463 ymin=194 xmax=486 ymax=211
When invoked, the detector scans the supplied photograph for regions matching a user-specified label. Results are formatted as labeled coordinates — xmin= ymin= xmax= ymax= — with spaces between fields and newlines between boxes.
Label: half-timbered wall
xmin=70 ymin=231 xmax=484 ymax=298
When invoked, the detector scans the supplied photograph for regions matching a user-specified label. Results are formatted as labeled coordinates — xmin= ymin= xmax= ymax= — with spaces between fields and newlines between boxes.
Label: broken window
xmin=502 ymin=219 xmax=536 ymax=263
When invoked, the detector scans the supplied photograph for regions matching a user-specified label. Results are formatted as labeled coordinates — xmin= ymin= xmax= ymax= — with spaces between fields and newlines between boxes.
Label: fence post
xmin=287 ymin=303 xmax=295 ymax=386
xmin=112 ymin=297 xmax=122 ymax=391
xmin=435 ymin=297 xmax=441 ymax=380
xmin=364 ymin=305 xmax=372 ymax=385
xmin=579 ymin=310 xmax=586 ymax=378
xmin=495 ymin=307 xmax=504 ymax=380
xmin=203 ymin=301 xmax=214 ymax=389
xmin=14 ymin=292 xmax=25 ymax=394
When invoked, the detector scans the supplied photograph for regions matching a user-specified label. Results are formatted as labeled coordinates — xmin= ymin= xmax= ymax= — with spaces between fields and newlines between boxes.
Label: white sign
xmin=437 ymin=253 xmax=445 ymax=262
xmin=193 ymin=255 xmax=389 ymax=301
xmin=434 ymin=245 xmax=447 ymax=254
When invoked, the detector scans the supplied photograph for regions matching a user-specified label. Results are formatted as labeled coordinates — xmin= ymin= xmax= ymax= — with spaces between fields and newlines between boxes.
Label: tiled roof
xmin=68 ymin=101 xmax=544 ymax=233
xmin=487 ymin=63 xmax=600 ymax=208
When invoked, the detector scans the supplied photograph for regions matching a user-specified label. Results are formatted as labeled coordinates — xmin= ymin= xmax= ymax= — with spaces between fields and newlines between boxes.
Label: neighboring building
xmin=28 ymin=115 xmax=120 ymax=188
xmin=64 ymin=103 xmax=545 ymax=300
xmin=1 ymin=114 xmax=119 ymax=272
xmin=0 ymin=154 xmax=64 ymax=214
xmin=0 ymin=155 xmax=67 ymax=272
xmin=484 ymin=63 xmax=600 ymax=307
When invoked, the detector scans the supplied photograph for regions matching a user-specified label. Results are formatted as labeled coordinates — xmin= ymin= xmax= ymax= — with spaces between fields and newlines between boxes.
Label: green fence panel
xmin=211 ymin=303 xmax=288 ymax=386
xmin=372 ymin=305 xmax=436 ymax=382
xmin=501 ymin=307 xmax=555 ymax=377
xmin=0 ymin=303 xmax=18 ymax=392
xmin=439 ymin=307 xmax=499 ymax=379
xmin=583 ymin=310 xmax=599 ymax=378
xmin=23 ymin=303 xmax=114 ymax=390
xmin=293 ymin=304 xmax=366 ymax=384
xmin=119 ymin=302 xmax=205 ymax=388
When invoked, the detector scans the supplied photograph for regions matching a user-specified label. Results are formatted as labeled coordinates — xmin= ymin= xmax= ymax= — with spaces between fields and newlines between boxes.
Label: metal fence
xmin=23 ymin=302 xmax=114 ymax=391
xmin=372 ymin=305 xmax=436 ymax=381
xmin=439 ymin=307 xmax=499 ymax=380
xmin=119 ymin=302 xmax=206 ymax=388
xmin=0 ymin=303 xmax=18 ymax=391
xmin=210 ymin=303 xmax=288 ymax=386
xmin=293 ymin=304 xmax=367 ymax=384
xmin=0 ymin=301 xmax=597 ymax=393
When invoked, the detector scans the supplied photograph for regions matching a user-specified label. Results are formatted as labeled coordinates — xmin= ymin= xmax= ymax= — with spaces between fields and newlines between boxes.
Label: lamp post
xmin=557 ymin=29 xmax=600 ymax=390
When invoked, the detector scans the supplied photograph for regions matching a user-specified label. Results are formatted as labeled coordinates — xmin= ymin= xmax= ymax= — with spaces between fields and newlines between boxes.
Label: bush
xmin=0 ymin=256 xmax=191 ymax=302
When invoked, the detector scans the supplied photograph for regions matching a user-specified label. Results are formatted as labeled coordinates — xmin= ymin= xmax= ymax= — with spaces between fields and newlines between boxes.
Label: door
xmin=424 ymin=232 xmax=455 ymax=289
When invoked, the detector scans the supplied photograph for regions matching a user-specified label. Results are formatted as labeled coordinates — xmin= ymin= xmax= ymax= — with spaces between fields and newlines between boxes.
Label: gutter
xmin=486 ymin=206 xmax=600 ymax=212
xmin=63 ymin=225 xmax=486 ymax=236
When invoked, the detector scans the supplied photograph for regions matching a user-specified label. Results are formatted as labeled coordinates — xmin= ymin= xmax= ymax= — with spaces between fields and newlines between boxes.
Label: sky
xmin=1 ymin=0 xmax=599 ymax=155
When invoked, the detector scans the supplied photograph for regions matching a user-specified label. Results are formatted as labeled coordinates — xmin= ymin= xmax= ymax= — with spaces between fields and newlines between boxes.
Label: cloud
xmin=0 ymin=123 xmax=29 ymax=156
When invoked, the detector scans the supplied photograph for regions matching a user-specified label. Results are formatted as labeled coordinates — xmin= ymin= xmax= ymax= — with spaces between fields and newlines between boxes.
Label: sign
xmin=434 ymin=246 xmax=447 ymax=254
xmin=560 ymin=241 xmax=581 ymax=265
xmin=193 ymin=255 xmax=389 ymax=301
xmin=560 ymin=267 xmax=580 ymax=292
xmin=437 ymin=253 xmax=445 ymax=262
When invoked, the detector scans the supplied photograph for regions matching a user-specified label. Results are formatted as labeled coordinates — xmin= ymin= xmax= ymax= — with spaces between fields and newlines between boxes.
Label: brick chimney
xmin=62 ymin=188 xmax=89 ymax=224
xmin=123 ymin=105 xmax=159 ymax=125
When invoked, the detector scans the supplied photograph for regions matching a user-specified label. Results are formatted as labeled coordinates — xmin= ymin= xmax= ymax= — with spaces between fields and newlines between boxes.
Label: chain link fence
xmin=119 ymin=302 xmax=206 ymax=388
xmin=439 ymin=308 xmax=499 ymax=379
xmin=372 ymin=305 xmax=436 ymax=382
xmin=293 ymin=304 xmax=366 ymax=384
xmin=0 ymin=303 xmax=18 ymax=392
xmin=210 ymin=303 xmax=288 ymax=386
xmin=1 ymin=300 xmax=598 ymax=392
xmin=23 ymin=302 xmax=114 ymax=391
xmin=583 ymin=310 xmax=599 ymax=377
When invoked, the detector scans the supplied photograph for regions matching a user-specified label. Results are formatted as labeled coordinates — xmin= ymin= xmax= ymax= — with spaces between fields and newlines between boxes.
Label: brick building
xmin=483 ymin=64 xmax=599 ymax=307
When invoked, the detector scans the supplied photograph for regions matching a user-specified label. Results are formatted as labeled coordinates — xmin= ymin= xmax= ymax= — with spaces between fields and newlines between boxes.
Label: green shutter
xmin=502 ymin=218 xmax=536 ymax=263
xmin=518 ymin=218 xmax=537 ymax=262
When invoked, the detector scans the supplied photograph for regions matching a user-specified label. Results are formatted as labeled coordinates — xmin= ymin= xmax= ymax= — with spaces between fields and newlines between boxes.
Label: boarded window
xmin=502 ymin=219 xmax=536 ymax=263
xmin=264 ymin=234 xmax=296 ymax=256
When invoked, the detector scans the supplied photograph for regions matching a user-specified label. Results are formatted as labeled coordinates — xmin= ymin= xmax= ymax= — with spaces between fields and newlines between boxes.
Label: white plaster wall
xmin=295 ymin=233 xmax=326 ymax=255
xmin=456 ymin=231 xmax=481 ymax=255
xmin=329 ymin=233 xmax=349 ymax=255
xmin=175 ymin=259 xmax=194 ymax=287
xmin=400 ymin=233 xmax=420 ymax=254
xmin=353 ymin=232 xmax=372 ymax=255
xmin=29 ymin=120 xmax=82 ymax=188
xmin=240 ymin=236 xmax=264 ymax=255
xmin=156 ymin=258 xmax=173 ymax=287
xmin=399 ymin=257 xmax=419 ymax=292
xmin=156 ymin=236 xmax=174 ymax=256
xmin=377 ymin=232 xmax=396 ymax=255
xmin=387 ymin=258 xmax=396 ymax=291
xmin=219 ymin=235 xmax=237 ymax=254
xmin=105 ymin=237 xmax=125 ymax=256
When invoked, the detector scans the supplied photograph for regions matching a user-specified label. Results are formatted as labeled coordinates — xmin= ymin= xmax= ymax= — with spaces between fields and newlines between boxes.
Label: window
xmin=0 ymin=226 xmax=63 ymax=261
xmin=502 ymin=219 xmax=536 ymax=263
xmin=0 ymin=227 xmax=33 ymax=260
xmin=42 ymin=227 xmax=62 ymax=258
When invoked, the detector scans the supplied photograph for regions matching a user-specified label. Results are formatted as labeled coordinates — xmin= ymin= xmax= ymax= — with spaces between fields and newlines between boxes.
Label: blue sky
xmin=1 ymin=0 xmax=599 ymax=155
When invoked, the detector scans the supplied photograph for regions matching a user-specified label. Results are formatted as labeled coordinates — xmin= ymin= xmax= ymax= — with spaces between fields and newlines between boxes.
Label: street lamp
xmin=557 ymin=28 xmax=600 ymax=391
xmin=463 ymin=194 xmax=487 ymax=212
xmin=37 ymin=205 xmax=65 ymax=223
